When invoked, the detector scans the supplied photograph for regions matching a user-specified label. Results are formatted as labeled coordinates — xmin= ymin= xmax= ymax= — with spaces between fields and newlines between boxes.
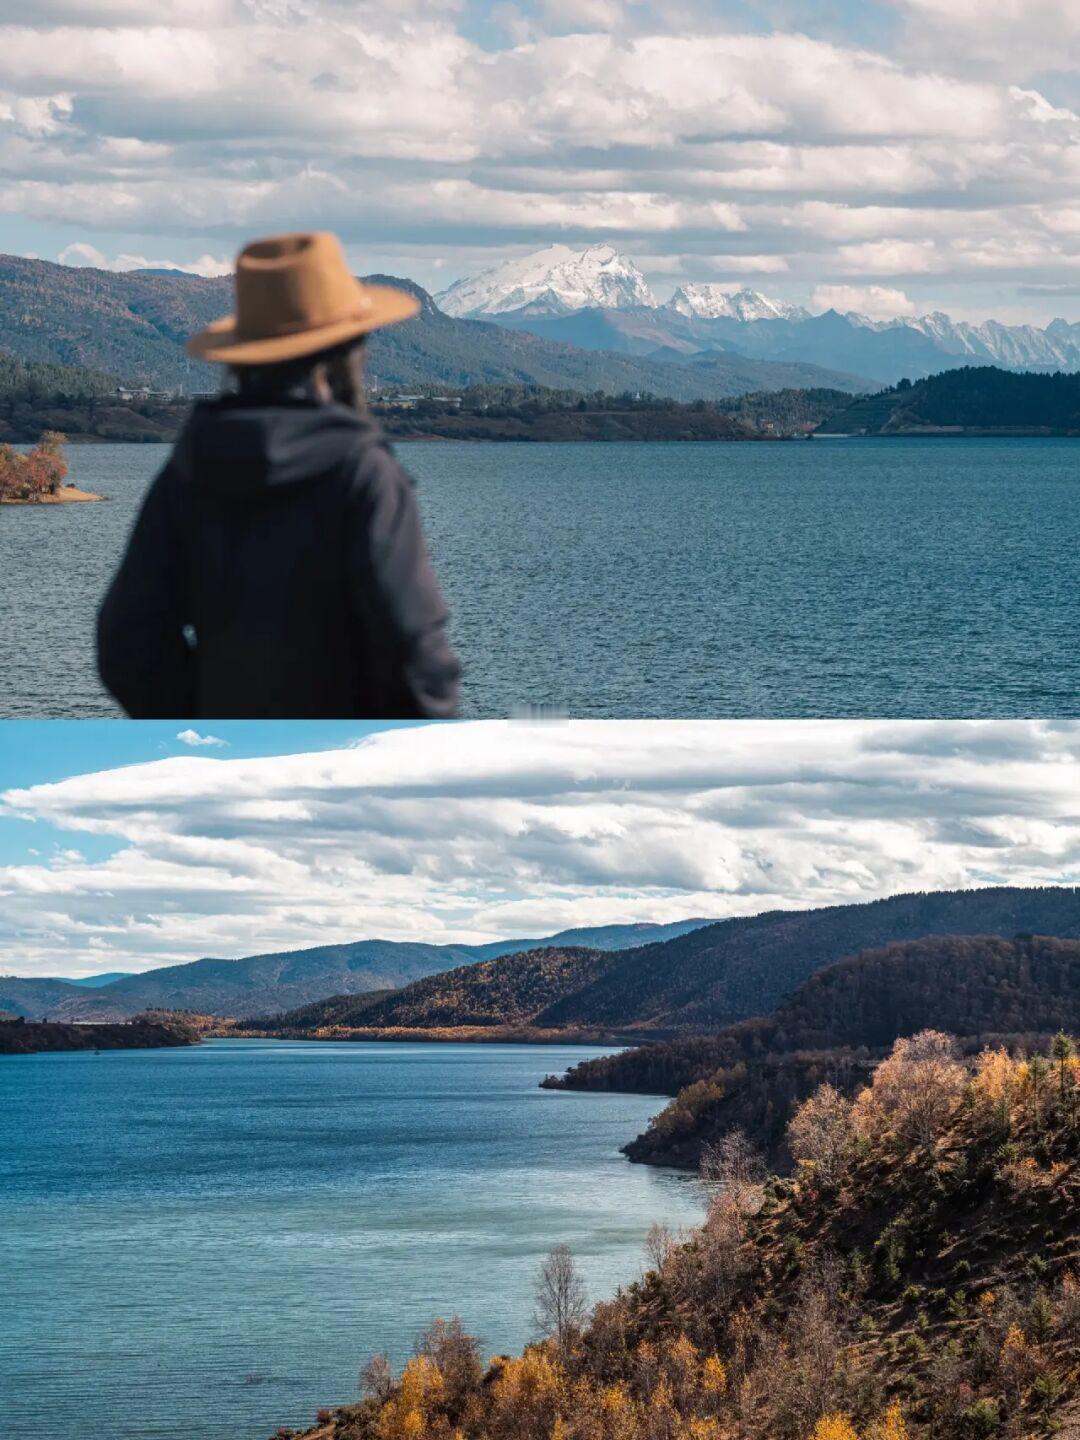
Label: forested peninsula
xmin=820 ymin=366 xmax=1080 ymax=435
xmin=0 ymin=1012 xmax=200 ymax=1054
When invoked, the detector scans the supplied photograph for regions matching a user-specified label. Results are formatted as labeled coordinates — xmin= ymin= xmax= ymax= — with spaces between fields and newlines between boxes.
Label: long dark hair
xmin=230 ymin=337 xmax=367 ymax=410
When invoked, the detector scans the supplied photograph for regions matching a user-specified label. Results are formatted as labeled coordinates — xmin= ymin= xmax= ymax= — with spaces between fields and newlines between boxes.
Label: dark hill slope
xmin=0 ymin=255 xmax=865 ymax=400
xmin=558 ymin=930 xmax=1080 ymax=1097
xmin=281 ymin=887 xmax=1080 ymax=1040
xmin=820 ymin=364 xmax=1080 ymax=435
xmin=538 ymin=886 xmax=1080 ymax=1031
xmin=554 ymin=933 xmax=1080 ymax=1168
xmin=299 ymin=946 xmax=618 ymax=1031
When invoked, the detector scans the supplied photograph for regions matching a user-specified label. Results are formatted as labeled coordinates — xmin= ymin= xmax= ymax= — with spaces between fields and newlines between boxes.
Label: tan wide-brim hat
xmin=186 ymin=231 xmax=420 ymax=366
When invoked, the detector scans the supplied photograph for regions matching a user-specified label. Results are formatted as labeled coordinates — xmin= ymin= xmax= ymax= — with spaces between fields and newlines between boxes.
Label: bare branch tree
xmin=645 ymin=1220 xmax=677 ymax=1273
xmin=700 ymin=1127 xmax=766 ymax=1217
xmin=855 ymin=1030 xmax=966 ymax=1149
xmin=359 ymin=1351 xmax=394 ymax=1403
xmin=534 ymin=1243 xmax=588 ymax=1348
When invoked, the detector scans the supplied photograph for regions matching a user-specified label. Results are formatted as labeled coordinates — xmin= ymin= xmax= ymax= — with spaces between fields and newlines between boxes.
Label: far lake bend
xmin=1 ymin=436 xmax=1077 ymax=718
xmin=0 ymin=1038 xmax=704 ymax=1440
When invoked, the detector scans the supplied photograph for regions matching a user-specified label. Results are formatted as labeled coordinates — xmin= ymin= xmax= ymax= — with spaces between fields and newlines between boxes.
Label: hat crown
xmin=233 ymin=232 xmax=371 ymax=342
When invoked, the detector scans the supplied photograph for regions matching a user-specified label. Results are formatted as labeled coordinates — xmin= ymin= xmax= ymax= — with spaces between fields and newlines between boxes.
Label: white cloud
xmin=702 ymin=254 xmax=790 ymax=275
xmin=811 ymin=283 xmax=917 ymax=317
xmin=176 ymin=729 xmax=228 ymax=748
xmin=888 ymin=0 xmax=1080 ymax=79
xmin=836 ymin=239 xmax=942 ymax=275
xmin=0 ymin=3 xmax=1077 ymax=318
xmin=57 ymin=241 xmax=230 ymax=276
xmin=1 ymin=720 xmax=1078 ymax=977
xmin=0 ymin=6 xmax=1078 ymax=313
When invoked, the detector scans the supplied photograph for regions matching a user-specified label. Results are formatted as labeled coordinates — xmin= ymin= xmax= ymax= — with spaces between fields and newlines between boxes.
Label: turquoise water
xmin=2 ymin=437 xmax=1077 ymax=718
xmin=0 ymin=1039 xmax=701 ymax=1439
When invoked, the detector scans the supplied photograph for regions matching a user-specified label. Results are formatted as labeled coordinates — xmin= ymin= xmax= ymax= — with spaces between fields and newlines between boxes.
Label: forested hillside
xmin=271 ymin=947 xmax=620 ymax=1033
xmin=294 ymin=888 xmax=1080 ymax=1039
xmin=294 ymin=1029 xmax=1080 ymax=1440
xmin=1 ymin=919 xmax=709 ymax=1022
xmin=0 ymin=1013 xmax=199 ymax=1054
xmin=553 ymin=934 xmax=1080 ymax=1169
xmin=821 ymin=366 xmax=1080 ymax=435
xmin=0 ymin=256 xmax=864 ymax=400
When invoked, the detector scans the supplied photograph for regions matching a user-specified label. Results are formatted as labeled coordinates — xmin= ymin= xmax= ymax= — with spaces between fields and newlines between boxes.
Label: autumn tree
xmin=971 ymin=1046 xmax=1019 ymax=1132
xmin=854 ymin=1030 xmax=966 ymax=1148
xmin=414 ymin=1317 xmax=483 ymax=1413
xmin=374 ymin=1354 xmax=445 ymax=1440
xmin=0 ymin=431 xmax=69 ymax=500
xmin=788 ymin=1084 xmax=857 ymax=1187
xmin=812 ymin=1417 xmax=858 ymax=1440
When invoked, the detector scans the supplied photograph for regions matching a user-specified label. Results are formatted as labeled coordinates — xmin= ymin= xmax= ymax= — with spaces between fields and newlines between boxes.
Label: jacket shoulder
xmin=340 ymin=415 xmax=413 ymax=499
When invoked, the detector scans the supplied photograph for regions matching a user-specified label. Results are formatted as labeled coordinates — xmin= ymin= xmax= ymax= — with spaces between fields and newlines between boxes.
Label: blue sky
xmin=2 ymin=0 xmax=1079 ymax=324
xmin=0 ymin=721 xmax=415 ymax=866
xmin=1 ymin=719 xmax=1078 ymax=979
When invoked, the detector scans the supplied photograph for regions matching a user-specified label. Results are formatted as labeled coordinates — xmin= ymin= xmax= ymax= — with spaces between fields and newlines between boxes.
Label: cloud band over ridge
xmin=1 ymin=0 xmax=1078 ymax=318
xmin=1 ymin=720 xmax=1078 ymax=978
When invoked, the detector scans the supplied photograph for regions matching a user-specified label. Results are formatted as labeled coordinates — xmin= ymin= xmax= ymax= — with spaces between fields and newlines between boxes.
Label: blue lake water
xmin=0 ymin=1039 xmax=701 ymax=1440
xmin=1 ymin=437 xmax=1077 ymax=718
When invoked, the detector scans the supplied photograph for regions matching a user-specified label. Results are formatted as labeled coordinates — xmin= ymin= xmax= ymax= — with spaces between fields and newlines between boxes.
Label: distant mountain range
xmin=0 ymin=919 xmax=711 ymax=1022
xmin=267 ymin=886 xmax=1080 ymax=1037
xmin=436 ymin=243 xmax=1080 ymax=386
xmin=0 ymin=254 xmax=866 ymax=401
xmin=62 ymin=972 xmax=133 ymax=988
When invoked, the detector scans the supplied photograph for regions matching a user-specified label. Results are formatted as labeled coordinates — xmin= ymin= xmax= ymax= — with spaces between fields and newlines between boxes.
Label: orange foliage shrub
xmin=0 ymin=432 xmax=68 ymax=500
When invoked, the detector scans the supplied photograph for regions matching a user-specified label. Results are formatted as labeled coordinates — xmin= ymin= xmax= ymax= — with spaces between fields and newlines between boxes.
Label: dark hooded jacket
xmin=96 ymin=398 xmax=460 ymax=718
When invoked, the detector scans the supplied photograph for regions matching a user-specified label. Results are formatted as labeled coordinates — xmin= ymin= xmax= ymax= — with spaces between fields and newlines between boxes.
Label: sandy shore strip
xmin=1 ymin=484 xmax=104 ymax=504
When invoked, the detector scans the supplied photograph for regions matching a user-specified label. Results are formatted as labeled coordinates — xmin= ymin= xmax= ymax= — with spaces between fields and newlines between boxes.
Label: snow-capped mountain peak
xmin=665 ymin=284 xmax=809 ymax=323
xmin=436 ymin=243 xmax=656 ymax=318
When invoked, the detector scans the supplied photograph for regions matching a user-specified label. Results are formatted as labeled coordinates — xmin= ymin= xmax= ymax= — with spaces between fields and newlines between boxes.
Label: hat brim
xmin=185 ymin=284 xmax=420 ymax=365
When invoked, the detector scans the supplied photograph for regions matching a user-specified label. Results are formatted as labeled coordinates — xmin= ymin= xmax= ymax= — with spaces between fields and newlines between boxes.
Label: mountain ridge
xmin=0 ymin=254 xmax=865 ymax=400
xmin=0 ymin=918 xmax=712 ymax=1022
xmin=434 ymin=243 xmax=1080 ymax=383
xmin=267 ymin=886 xmax=1080 ymax=1039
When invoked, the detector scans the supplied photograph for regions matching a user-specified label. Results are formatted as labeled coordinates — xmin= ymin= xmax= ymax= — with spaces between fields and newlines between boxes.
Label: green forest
xmin=822 ymin=367 xmax=1080 ymax=435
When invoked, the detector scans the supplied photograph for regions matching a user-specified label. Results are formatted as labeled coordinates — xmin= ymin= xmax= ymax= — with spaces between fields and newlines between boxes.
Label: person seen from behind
xmin=97 ymin=232 xmax=460 ymax=718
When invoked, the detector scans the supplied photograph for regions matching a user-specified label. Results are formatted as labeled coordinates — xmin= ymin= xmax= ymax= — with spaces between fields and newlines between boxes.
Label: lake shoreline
xmin=238 ymin=1022 xmax=672 ymax=1045
xmin=0 ymin=1015 xmax=199 ymax=1054
xmin=1 ymin=484 xmax=104 ymax=502
xmin=2 ymin=1038 xmax=703 ymax=1440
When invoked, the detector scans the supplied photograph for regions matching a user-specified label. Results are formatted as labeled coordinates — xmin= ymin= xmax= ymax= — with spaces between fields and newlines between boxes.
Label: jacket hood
xmin=173 ymin=397 xmax=378 ymax=498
